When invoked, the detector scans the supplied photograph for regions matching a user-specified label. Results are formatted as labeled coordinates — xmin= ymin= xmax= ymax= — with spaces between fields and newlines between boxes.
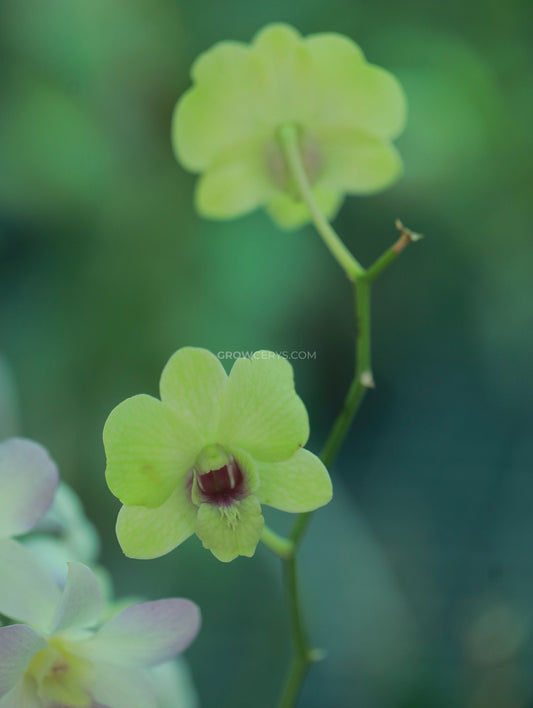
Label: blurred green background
xmin=1 ymin=1 xmax=532 ymax=706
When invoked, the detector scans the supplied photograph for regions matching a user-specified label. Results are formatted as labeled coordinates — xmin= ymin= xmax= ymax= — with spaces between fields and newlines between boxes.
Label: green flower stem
xmin=277 ymin=278 xmax=373 ymax=707
xmin=274 ymin=130 xmax=420 ymax=707
xmin=290 ymin=279 xmax=372 ymax=549
xmin=279 ymin=221 xmax=421 ymax=705
xmin=278 ymin=553 xmax=313 ymax=708
xmin=277 ymin=123 xmax=365 ymax=282
xmin=365 ymin=220 xmax=423 ymax=282
xmin=291 ymin=379 xmax=364 ymax=540
xmin=276 ymin=230 xmax=420 ymax=705
xmin=261 ymin=525 xmax=294 ymax=560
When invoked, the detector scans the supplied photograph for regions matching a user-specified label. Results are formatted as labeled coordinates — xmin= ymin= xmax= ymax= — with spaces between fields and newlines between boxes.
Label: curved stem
xmin=271 ymin=132 xmax=420 ymax=707
xmin=261 ymin=525 xmax=294 ymax=559
xmin=277 ymin=123 xmax=365 ymax=282
xmin=278 ymin=554 xmax=312 ymax=708
xmin=291 ymin=278 xmax=372 ymax=550
xmin=291 ymin=365 xmax=367 ymax=546
xmin=277 ymin=277 xmax=373 ymax=707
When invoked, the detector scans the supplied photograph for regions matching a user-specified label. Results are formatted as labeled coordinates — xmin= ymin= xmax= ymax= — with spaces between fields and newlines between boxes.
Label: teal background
xmin=1 ymin=1 xmax=533 ymax=706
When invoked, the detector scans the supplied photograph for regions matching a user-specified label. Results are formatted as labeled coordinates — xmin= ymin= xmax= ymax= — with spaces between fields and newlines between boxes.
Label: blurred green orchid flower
xmin=104 ymin=348 xmax=332 ymax=562
xmin=172 ymin=23 xmax=406 ymax=229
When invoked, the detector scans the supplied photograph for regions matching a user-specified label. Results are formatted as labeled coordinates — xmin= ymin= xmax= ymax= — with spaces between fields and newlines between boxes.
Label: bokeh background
xmin=1 ymin=1 xmax=532 ymax=706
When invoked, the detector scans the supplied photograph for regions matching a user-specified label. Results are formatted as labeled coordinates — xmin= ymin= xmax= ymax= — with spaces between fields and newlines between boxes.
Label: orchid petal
xmin=104 ymin=394 xmax=197 ymax=508
xmin=0 ymin=626 xmax=45 ymax=699
xmin=319 ymin=128 xmax=403 ymax=194
xmin=218 ymin=352 xmax=309 ymax=462
xmin=81 ymin=599 xmax=200 ymax=668
xmin=0 ymin=438 xmax=58 ymax=538
xmin=266 ymin=184 xmax=343 ymax=230
xmin=0 ymin=539 xmax=60 ymax=628
xmin=306 ymin=32 xmax=406 ymax=139
xmin=149 ymin=659 xmax=199 ymax=708
xmin=159 ymin=347 xmax=227 ymax=444
xmin=195 ymin=495 xmax=264 ymax=562
xmin=116 ymin=487 xmax=197 ymax=560
xmin=195 ymin=140 xmax=276 ymax=220
xmin=90 ymin=662 xmax=157 ymax=708
xmin=0 ymin=679 xmax=41 ymax=708
xmin=49 ymin=562 xmax=103 ymax=635
xmin=173 ymin=42 xmax=264 ymax=171
xmin=257 ymin=448 xmax=332 ymax=512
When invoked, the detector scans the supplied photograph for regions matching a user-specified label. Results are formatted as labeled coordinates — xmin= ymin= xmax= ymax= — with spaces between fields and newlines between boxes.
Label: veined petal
xmin=257 ymin=448 xmax=332 ymax=512
xmin=159 ymin=348 xmax=227 ymax=444
xmin=251 ymin=24 xmax=317 ymax=125
xmin=306 ymin=33 xmax=407 ymax=139
xmin=218 ymin=353 xmax=309 ymax=462
xmin=319 ymin=128 xmax=403 ymax=194
xmin=173 ymin=42 xmax=264 ymax=172
xmin=80 ymin=599 xmax=201 ymax=668
xmin=195 ymin=495 xmax=264 ymax=562
xmin=195 ymin=141 xmax=276 ymax=220
xmin=266 ymin=185 xmax=343 ymax=230
xmin=0 ymin=438 xmax=59 ymax=539
xmin=90 ymin=662 xmax=158 ymax=708
xmin=0 ymin=539 xmax=60 ymax=628
xmin=104 ymin=394 xmax=197 ymax=508
xmin=116 ymin=487 xmax=197 ymax=560
xmin=49 ymin=563 xmax=103 ymax=635
xmin=0 ymin=626 xmax=46 ymax=699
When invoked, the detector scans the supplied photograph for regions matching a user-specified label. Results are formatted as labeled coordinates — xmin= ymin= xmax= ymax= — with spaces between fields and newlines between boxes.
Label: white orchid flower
xmin=0 ymin=562 xmax=201 ymax=708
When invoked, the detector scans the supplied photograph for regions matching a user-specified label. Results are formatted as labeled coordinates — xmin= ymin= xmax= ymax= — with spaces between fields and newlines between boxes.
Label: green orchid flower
xmin=104 ymin=348 xmax=332 ymax=562
xmin=172 ymin=23 xmax=406 ymax=229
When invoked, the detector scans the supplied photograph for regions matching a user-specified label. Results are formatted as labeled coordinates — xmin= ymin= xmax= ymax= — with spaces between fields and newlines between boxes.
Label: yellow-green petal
xmin=116 ymin=488 xmax=197 ymax=560
xmin=218 ymin=353 xmax=309 ymax=463
xmin=305 ymin=33 xmax=407 ymax=139
xmin=173 ymin=42 xmax=264 ymax=172
xmin=319 ymin=128 xmax=403 ymax=194
xmin=253 ymin=23 xmax=303 ymax=67
xmin=160 ymin=348 xmax=227 ymax=445
xmin=266 ymin=184 xmax=343 ymax=230
xmin=195 ymin=140 xmax=276 ymax=220
xmin=257 ymin=448 xmax=332 ymax=512
xmin=251 ymin=24 xmax=316 ymax=125
xmin=104 ymin=395 xmax=197 ymax=508
xmin=195 ymin=496 xmax=264 ymax=562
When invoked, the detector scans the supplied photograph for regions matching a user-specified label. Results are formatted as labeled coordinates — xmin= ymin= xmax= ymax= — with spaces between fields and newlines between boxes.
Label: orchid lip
xmin=196 ymin=457 xmax=245 ymax=507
